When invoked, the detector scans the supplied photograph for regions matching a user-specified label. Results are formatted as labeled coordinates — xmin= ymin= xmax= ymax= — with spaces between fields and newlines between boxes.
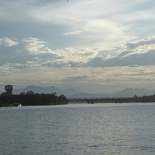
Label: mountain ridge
xmin=12 ymin=85 xmax=155 ymax=98
xmin=13 ymin=85 xmax=81 ymax=96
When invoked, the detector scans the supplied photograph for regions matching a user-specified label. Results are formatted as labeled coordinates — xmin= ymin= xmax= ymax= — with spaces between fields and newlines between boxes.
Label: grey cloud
xmin=126 ymin=36 xmax=155 ymax=50
xmin=83 ymin=36 xmax=155 ymax=67
xmin=113 ymin=71 xmax=155 ymax=77
xmin=0 ymin=38 xmax=59 ymax=67
xmin=121 ymin=50 xmax=155 ymax=66
xmin=66 ymin=76 xmax=89 ymax=80
xmin=42 ymin=60 xmax=81 ymax=68
xmin=83 ymin=50 xmax=155 ymax=67
xmin=1 ymin=36 xmax=155 ymax=69
xmin=132 ymin=0 xmax=155 ymax=11
xmin=42 ymin=62 xmax=64 ymax=68
xmin=118 ymin=51 xmax=133 ymax=57
xmin=0 ymin=44 xmax=33 ymax=65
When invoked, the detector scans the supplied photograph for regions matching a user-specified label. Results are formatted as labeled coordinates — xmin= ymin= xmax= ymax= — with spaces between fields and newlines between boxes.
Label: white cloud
xmin=0 ymin=0 xmax=142 ymax=48
xmin=63 ymin=30 xmax=82 ymax=36
xmin=0 ymin=37 xmax=59 ymax=68
xmin=83 ymin=36 xmax=155 ymax=67
xmin=22 ymin=38 xmax=54 ymax=54
xmin=1 ymin=36 xmax=155 ymax=70
xmin=0 ymin=38 xmax=18 ymax=46
xmin=1 ymin=0 xmax=155 ymax=92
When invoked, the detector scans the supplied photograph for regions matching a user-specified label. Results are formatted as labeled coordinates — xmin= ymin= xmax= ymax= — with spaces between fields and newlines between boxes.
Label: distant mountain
xmin=67 ymin=88 xmax=155 ymax=98
xmin=67 ymin=93 xmax=108 ymax=99
xmin=13 ymin=85 xmax=81 ymax=96
xmin=111 ymin=88 xmax=155 ymax=98
xmin=13 ymin=86 xmax=155 ymax=99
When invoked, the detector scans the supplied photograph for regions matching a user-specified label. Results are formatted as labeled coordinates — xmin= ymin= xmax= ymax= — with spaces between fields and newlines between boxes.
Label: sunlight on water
xmin=0 ymin=103 xmax=155 ymax=155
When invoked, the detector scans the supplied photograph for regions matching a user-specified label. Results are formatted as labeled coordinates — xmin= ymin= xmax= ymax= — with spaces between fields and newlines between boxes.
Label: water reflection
xmin=0 ymin=103 xmax=155 ymax=155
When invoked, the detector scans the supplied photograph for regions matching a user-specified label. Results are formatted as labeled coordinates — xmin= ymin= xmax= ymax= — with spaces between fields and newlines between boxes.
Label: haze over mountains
xmin=13 ymin=85 xmax=155 ymax=99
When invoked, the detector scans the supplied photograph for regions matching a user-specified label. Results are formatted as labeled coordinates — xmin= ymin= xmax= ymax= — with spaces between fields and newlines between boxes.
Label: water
xmin=0 ymin=103 xmax=155 ymax=155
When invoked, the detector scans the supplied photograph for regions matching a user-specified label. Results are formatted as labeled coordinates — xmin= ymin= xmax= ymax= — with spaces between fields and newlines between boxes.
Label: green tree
xmin=26 ymin=91 xmax=34 ymax=95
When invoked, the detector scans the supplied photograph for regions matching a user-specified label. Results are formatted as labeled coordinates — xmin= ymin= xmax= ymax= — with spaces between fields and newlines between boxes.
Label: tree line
xmin=69 ymin=94 xmax=155 ymax=103
xmin=0 ymin=91 xmax=68 ymax=107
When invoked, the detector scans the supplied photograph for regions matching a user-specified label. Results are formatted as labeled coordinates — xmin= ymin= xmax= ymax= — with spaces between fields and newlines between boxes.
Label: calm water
xmin=0 ymin=103 xmax=155 ymax=155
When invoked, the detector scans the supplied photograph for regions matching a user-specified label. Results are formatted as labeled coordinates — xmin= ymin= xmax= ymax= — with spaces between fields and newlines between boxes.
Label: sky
xmin=0 ymin=0 xmax=155 ymax=94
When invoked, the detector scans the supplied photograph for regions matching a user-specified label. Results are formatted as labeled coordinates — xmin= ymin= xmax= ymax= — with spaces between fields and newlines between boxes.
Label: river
xmin=0 ymin=103 xmax=155 ymax=155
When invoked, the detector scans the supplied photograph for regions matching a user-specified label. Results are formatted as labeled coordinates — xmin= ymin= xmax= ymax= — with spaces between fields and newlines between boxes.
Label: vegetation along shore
xmin=0 ymin=91 xmax=68 ymax=107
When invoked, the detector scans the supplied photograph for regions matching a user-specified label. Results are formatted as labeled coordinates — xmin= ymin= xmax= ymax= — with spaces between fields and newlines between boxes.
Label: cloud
xmin=125 ymin=36 xmax=155 ymax=50
xmin=102 ymin=51 xmax=154 ymax=67
xmin=63 ymin=30 xmax=82 ymax=36
xmin=1 ymin=36 xmax=155 ymax=70
xmin=0 ymin=37 xmax=59 ymax=68
xmin=0 ymin=38 xmax=18 ymax=46
xmin=1 ymin=0 xmax=155 ymax=92
xmin=66 ymin=75 xmax=89 ymax=80
xmin=83 ymin=36 xmax=155 ymax=67
xmin=0 ymin=0 xmax=142 ymax=49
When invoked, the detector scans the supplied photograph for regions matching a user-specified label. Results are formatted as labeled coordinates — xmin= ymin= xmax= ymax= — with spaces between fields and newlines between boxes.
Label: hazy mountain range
xmin=12 ymin=85 xmax=155 ymax=99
